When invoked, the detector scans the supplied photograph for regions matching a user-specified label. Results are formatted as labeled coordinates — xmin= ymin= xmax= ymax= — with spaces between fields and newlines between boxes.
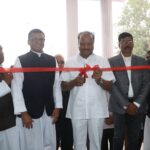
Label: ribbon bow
xmin=78 ymin=64 xmax=100 ymax=78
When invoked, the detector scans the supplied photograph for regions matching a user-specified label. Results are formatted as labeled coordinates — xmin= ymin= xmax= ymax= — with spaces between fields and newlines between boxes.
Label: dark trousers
xmin=113 ymin=113 xmax=142 ymax=150
xmin=137 ymin=129 xmax=144 ymax=150
xmin=137 ymin=114 xmax=145 ymax=150
xmin=101 ymin=128 xmax=114 ymax=150
xmin=56 ymin=117 xmax=73 ymax=150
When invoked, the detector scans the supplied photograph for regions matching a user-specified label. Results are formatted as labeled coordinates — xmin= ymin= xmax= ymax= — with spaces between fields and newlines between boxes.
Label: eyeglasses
xmin=80 ymin=42 xmax=93 ymax=47
xmin=58 ymin=60 xmax=64 ymax=65
xmin=30 ymin=38 xmax=45 ymax=42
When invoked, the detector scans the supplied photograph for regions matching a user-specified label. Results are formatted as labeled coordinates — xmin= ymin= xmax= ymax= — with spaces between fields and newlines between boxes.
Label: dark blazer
xmin=109 ymin=54 xmax=149 ymax=114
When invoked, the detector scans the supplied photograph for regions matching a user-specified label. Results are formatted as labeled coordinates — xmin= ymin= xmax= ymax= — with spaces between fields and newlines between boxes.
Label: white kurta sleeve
xmin=53 ymin=61 xmax=62 ymax=108
xmin=101 ymin=58 xmax=116 ymax=82
xmin=11 ymin=57 xmax=27 ymax=114
xmin=0 ymin=80 xmax=11 ymax=97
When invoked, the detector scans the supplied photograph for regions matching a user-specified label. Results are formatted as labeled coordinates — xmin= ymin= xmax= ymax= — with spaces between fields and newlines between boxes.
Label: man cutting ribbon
xmin=61 ymin=31 xmax=115 ymax=150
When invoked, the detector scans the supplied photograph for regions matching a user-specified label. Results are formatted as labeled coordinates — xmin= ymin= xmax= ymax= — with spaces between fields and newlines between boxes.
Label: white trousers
xmin=17 ymin=112 xmax=56 ymax=150
xmin=144 ymin=116 xmax=150 ymax=150
xmin=0 ymin=126 xmax=20 ymax=150
xmin=72 ymin=118 xmax=104 ymax=150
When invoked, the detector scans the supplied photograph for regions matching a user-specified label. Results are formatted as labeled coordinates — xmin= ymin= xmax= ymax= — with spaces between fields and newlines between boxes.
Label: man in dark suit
xmin=109 ymin=32 xmax=149 ymax=150
xmin=0 ymin=45 xmax=20 ymax=150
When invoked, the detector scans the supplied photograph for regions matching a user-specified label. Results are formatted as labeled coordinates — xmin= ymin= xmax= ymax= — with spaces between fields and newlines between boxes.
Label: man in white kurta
xmin=0 ymin=45 xmax=20 ymax=150
xmin=11 ymin=29 xmax=62 ymax=150
xmin=61 ymin=31 xmax=115 ymax=150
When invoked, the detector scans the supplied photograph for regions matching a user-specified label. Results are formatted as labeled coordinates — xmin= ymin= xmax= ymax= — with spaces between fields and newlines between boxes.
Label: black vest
xmin=19 ymin=51 xmax=56 ymax=119
xmin=0 ymin=74 xmax=16 ymax=131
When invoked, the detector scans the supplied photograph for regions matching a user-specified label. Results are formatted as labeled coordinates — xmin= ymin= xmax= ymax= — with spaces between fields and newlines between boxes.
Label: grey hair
xmin=78 ymin=31 xmax=95 ymax=42
xmin=28 ymin=29 xmax=45 ymax=40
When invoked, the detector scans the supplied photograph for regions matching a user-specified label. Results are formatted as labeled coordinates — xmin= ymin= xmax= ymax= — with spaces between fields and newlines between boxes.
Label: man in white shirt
xmin=12 ymin=29 xmax=62 ymax=150
xmin=109 ymin=32 xmax=149 ymax=150
xmin=61 ymin=31 xmax=115 ymax=150
xmin=0 ymin=45 xmax=20 ymax=150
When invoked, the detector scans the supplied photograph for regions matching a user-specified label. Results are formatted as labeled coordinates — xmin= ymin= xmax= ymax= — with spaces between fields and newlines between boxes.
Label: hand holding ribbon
xmin=77 ymin=65 xmax=87 ymax=85
xmin=78 ymin=64 xmax=102 ymax=78
xmin=91 ymin=65 xmax=102 ymax=79
xmin=78 ymin=64 xmax=88 ymax=78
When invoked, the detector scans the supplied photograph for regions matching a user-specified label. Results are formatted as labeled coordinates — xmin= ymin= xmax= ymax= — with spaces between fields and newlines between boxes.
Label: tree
xmin=118 ymin=0 xmax=150 ymax=56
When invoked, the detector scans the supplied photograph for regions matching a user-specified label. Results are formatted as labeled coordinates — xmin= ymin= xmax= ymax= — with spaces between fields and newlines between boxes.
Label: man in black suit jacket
xmin=109 ymin=32 xmax=149 ymax=150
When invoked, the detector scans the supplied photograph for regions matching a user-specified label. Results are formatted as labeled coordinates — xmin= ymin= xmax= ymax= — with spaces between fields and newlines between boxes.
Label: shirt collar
xmin=121 ymin=52 xmax=132 ymax=61
xmin=31 ymin=50 xmax=43 ymax=57
xmin=78 ymin=53 xmax=95 ymax=63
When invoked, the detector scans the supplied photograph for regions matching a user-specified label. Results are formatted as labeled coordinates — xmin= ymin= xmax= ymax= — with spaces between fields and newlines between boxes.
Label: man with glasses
xmin=55 ymin=54 xmax=73 ymax=150
xmin=12 ymin=29 xmax=62 ymax=150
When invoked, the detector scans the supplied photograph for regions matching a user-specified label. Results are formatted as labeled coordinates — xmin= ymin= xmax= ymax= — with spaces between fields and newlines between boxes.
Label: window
xmin=0 ymin=0 xmax=67 ymax=66
xmin=112 ymin=0 xmax=128 ymax=55
xmin=78 ymin=0 xmax=102 ymax=56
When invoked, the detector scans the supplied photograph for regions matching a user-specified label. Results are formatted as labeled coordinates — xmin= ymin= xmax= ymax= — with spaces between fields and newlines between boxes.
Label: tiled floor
xmin=58 ymin=143 xmax=144 ymax=150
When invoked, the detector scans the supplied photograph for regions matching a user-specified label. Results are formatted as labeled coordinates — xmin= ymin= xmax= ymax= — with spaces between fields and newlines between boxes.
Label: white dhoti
xmin=144 ymin=116 xmax=150 ymax=150
xmin=16 ymin=111 xmax=56 ymax=150
xmin=72 ymin=118 xmax=104 ymax=150
xmin=0 ymin=126 xmax=20 ymax=150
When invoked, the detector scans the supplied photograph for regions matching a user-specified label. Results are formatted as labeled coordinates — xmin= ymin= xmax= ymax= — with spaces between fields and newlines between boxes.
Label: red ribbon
xmin=0 ymin=65 xmax=150 ymax=74
xmin=78 ymin=64 xmax=101 ymax=78
xmin=78 ymin=64 xmax=88 ymax=78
